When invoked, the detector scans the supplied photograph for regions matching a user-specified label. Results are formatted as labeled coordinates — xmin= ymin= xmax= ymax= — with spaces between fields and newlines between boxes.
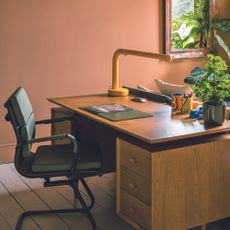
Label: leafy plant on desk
xmin=192 ymin=54 xmax=230 ymax=106
xmin=183 ymin=13 xmax=230 ymax=124
xmin=185 ymin=53 xmax=230 ymax=124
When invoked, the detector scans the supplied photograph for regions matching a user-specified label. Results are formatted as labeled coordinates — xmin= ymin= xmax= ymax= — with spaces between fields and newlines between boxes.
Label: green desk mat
xmin=80 ymin=106 xmax=153 ymax=121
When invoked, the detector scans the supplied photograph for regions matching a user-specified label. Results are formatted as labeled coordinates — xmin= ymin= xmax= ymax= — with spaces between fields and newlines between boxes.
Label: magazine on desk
xmin=81 ymin=103 xmax=133 ymax=114
xmin=80 ymin=103 xmax=153 ymax=121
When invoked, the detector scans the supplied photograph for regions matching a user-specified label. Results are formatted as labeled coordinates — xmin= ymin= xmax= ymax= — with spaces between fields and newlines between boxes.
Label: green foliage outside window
xmin=172 ymin=0 xmax=210 ymax=50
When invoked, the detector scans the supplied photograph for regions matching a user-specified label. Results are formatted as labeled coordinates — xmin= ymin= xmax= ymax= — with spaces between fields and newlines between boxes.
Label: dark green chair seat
xmin=4 ymin=87 xmax=102 ymax=230
xmin=31 ymin=142 xmax=102 ymax=173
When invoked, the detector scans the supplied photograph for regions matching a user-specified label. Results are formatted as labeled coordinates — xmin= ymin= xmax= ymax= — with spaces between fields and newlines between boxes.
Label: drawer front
xmin=120 ymin=140 xmax=151 ymax=178
xmin=54 ymin=121 xmax=72 ymax=144
xmin=121 ymin=166 xmax=151 ymax=205
xmin=120 ymin=190 xmax=151 ymax=229
xmin=52 ymin=108 xmax=73 ymax=144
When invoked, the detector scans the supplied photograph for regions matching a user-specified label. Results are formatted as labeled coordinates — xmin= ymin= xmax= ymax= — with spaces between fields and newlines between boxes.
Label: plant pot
xmin=203 ymin=102 xmax=226 ymax=125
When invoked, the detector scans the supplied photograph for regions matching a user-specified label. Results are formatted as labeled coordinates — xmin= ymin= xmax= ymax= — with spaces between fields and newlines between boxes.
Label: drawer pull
xmin=129 ymin=183 xmax=137 ymax=189
xmin=129 ymin=157 xmax=137 ymax=164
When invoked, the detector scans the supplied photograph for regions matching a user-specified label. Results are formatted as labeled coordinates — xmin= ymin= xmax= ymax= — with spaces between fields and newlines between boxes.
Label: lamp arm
xmin=109 ymin=49 xmax=172 ymax=97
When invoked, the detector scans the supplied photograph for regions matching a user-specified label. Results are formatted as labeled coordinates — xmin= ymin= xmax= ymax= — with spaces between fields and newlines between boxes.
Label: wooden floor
xmin=0 ymin=164 xmax=229 ymax=230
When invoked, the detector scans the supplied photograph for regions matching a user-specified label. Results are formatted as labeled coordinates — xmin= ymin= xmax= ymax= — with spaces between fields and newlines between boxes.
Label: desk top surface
xmin=48 ymin=94 xmax=230 ymax=144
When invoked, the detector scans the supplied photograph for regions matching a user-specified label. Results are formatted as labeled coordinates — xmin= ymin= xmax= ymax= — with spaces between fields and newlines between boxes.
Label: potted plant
xmin=184 ymin=15 xmax=230 ymax=124
xmin=190 ymin=54 xmax=230 ymax=124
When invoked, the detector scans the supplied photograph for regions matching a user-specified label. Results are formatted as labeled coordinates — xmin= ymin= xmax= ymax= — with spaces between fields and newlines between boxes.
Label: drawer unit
xmin=51 ymin=108 xmax=76 ymax=144
xmin=120 ymin=190 xmax=151 ymax=229
xmin=120 ymin=140 xmax=151 ymax=178
xmin=117 ymin=139 xmax=152 ymax=229
xmin=120 ymin=166 xmax=151 ymax=205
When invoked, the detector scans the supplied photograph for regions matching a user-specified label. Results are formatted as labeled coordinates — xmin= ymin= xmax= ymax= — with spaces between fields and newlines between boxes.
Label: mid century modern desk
xmin=48 ymin=94 xmax=230 ymax=230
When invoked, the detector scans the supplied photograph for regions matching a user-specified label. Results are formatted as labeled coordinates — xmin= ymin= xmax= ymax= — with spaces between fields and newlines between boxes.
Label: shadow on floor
xmin=191 ymin=217 xmax=230 ymax=230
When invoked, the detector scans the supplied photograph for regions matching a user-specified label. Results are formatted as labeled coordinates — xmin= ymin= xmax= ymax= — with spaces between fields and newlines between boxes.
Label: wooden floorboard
xmin=0 ymin=180 xmax=39 ymax=230
xmin=0 ymin=214 xmax=12 ymax=230
xmin=0 ymin=164 xmax=70 ymax=230
xmin=0 ymin=163 xmax=229 ymax=230
xmin=54 ymin=180 xmax=133 ymax=230
xmin=17 ymin=173 xmax=92 ymax=230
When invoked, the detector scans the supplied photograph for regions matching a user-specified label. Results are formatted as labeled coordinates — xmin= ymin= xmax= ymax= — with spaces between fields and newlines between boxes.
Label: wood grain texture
xmin=48 ymin=94 xmax=230 ymax=144
xmin=153 ymin=137 xmax=230 ymax=230
xmin=0 ymin=164 xmax=230 ymax=229
xmin=49 ymin=94 xmax=230 ymax=230
xmin=117 ymin=136 xmax=230 ymax=230
xmin=0 ymin=181 xmax=38 ymax=230
xmin=0 ymin=164 xmax=69 ymax=230
xmin=120 ymin=166 xmax=151 ymax=205
xmin=120 ymin=190 xmax=151 ymax=229
xmin=117 ymin=139 xmax=152 ymax=229
xmin=51 ymin=107 xmax=73 ymax=144
xmin=0 ymin=163 xmax=134 ymax=230
xmin=120 ymin=140 xmax=151 ymax=178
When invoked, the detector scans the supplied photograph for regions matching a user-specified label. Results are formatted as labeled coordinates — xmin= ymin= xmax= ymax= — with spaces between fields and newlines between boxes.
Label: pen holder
xmin=226 ymin=107 xmax=230 ymax=120
xmin=171 ymin=94 xmax=182 ymax=114
xmin=181 ymin=96 xmax=193 ymax=113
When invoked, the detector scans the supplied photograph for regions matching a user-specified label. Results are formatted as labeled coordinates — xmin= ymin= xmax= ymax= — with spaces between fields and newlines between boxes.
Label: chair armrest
xmin=35 ymin=117 xmax=75 ymax=125
xmin=27 ymin=133 xmax=76 ymax=146
xmin=27 ymin=134 xmax=78 ymax=175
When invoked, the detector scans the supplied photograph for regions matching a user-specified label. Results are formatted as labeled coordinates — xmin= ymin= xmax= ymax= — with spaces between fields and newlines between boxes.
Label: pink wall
xmin=0 ymin=0 xmax=228 ymax=147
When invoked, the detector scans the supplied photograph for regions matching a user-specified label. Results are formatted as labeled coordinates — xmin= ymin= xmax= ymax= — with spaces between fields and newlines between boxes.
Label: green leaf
xmin=195 ymin=0 xmax=210 ymax=22
xmin=172 ymin=11 xmax=204 ymax=49
xmin=186 ymin=55 xmax=229 ymax=105
xmin=184 ymin=41 xmax=200 ymax=49
xmin=191 ymin=67 xmax=207 ymax=75
xmin=184 ymin=67 xmax=207 ymax=84
xmin=172 ymin=33 xmax=183 ymax=49
xmin=215 ymin=34 xmax=230 ymax=61
xmin=214 ymin=18 xmax=230 ymax=34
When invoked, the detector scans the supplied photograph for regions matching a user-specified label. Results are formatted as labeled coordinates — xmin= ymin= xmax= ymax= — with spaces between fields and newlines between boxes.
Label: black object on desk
xmin=123 ymin=86 xmax=172 ymax=105
xmin=132 ymin=97 xmax=147 ymax=103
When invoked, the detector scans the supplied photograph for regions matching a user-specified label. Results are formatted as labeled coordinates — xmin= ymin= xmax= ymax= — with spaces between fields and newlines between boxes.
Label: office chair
xmin=4 ymin=87 xmax=103 ymax=230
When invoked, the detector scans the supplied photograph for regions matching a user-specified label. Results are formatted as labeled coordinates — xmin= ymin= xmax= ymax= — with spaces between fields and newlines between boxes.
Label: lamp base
xmin=108 ymin=87 xmax=129 ymax=97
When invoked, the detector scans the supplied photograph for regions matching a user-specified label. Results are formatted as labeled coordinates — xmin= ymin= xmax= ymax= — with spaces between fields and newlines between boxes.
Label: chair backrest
xmin=4 ymin=87 xmax=36 ymax=164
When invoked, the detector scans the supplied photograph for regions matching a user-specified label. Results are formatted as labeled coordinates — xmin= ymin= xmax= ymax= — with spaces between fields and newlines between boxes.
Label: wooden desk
xmin=48 ymin=94 xmax=230 ymax=230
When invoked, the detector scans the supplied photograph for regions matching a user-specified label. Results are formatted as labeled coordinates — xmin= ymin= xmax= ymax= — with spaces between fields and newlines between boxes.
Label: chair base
xmin=15 ymin=177 xmax=97 ymax=230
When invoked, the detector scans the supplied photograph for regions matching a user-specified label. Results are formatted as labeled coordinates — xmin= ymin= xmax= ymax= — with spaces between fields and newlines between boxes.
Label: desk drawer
xmin=51 ymin=108 xmax=75 ymax=144
xmin=121 ymin=166 xmax=151 ymax=205
xmin=120 ymin=140 xmax=151 ymax=178
xmin=120 ymin=190 xmax=151 ymax=229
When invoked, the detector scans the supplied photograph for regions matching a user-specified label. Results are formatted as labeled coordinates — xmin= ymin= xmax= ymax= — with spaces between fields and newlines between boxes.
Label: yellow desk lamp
xmin=108 ymin=49 xmax=172 ymax=97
